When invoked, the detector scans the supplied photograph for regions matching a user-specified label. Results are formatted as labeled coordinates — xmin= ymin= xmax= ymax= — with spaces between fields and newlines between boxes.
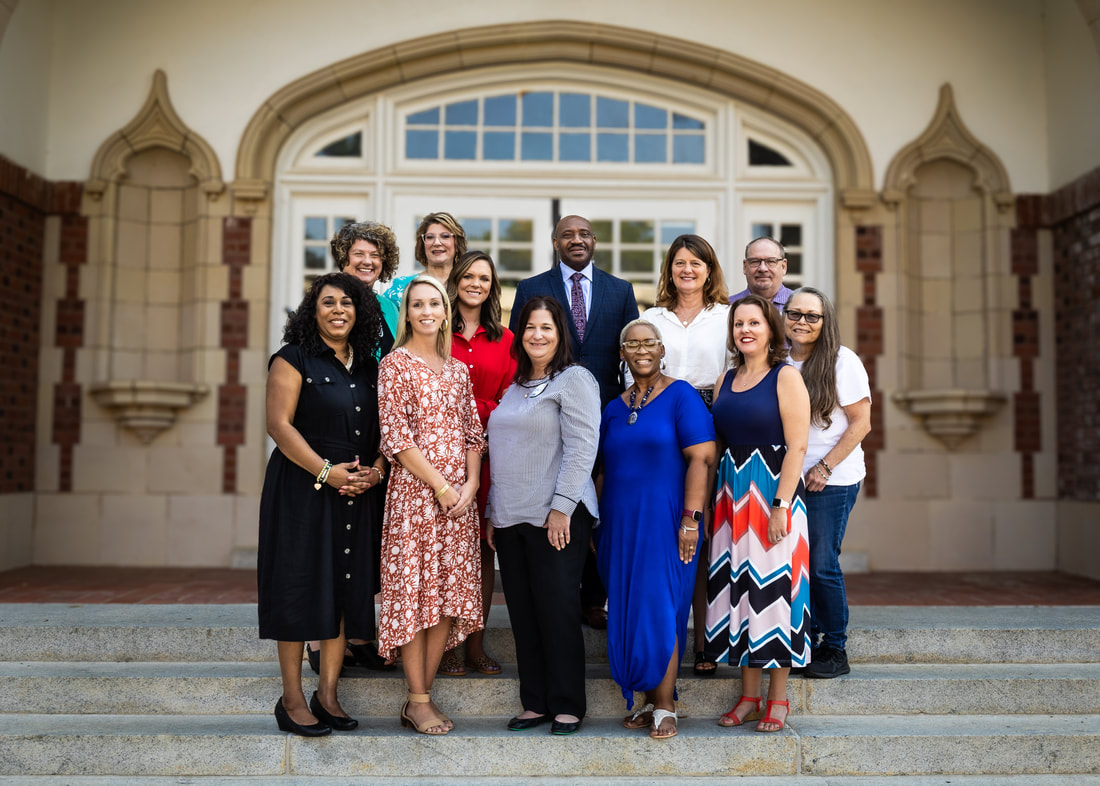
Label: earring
xmin=619 ymin=359 xmax=628 ymax=380
xmin=660 ymin=357 xmax=667 ymax=371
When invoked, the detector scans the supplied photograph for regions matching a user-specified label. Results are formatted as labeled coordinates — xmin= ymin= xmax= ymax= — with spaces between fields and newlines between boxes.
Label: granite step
xmin=4 ymin=604 xmax=1100 ymax=664
xmin=1 ymin=713 xmax=1097 ymax=778
xmin=3 ymin=779 xmax=1099 ymax=786
xmin=3 ymin=661 xmax=1099 ymax=717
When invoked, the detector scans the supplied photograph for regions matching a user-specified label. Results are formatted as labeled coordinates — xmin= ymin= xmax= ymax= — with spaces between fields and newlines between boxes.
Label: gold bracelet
xmin=434 ymin=483 xmax=452 ymax=500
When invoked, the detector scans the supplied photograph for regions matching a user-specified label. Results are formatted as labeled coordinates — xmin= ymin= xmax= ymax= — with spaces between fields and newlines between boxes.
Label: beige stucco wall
xmin=1045 ymin=0 xmax=1100 ymax=189
xmin=0 ymin=0 xmax=1072 ymax=191
xmin=0 ymin=0 xmax=50 ymax=174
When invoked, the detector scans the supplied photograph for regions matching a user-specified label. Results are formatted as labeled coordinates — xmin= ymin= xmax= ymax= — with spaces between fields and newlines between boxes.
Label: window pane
xmin=407 ymin=108 xmax=439 ymax=125
xmin=635 ymin=134 xmax=666 ymax=163
xmin=621 ymin=220 xmax=654 ymax=244
xmin=634 ymin=104 xmax=667 ymax=130
xmin=559 ymin=133 xmax=590 ymax=161
xmin=596 ymin=97 xmax=629 ymax=128
xmin=621 ymin=249 xmax=653 ymax=272
xmin=484 ymin=95 xmax=516 ymax=126
xmin=661 ymin=222 xmax=695 ymax=244
xmin=592 ymin=248 xmax=612 ymax=272
xmin=483 ymin=131 xmax=515 ymax=160
xmin=522 ymin=92 xmax=553 ymax=126
xmin=445 ymin=100 xmax=478 ymax=126
xmin=336 ymin=217 xmax=356 ymax=230
xmin=444 ymin=130 xmax=477 ymax=159
xmin=751 ymin=223 xmax=773 ymax=239
xmin=786 ymin=252 xmax=803 ymax=276
xmin=521 ymin=132 xmax=553 ymax=160
xmin=673 ymin=113 xmax=704 ymax=130
xmin=500 ymin=219 xmax=533 ymax=242
xmin=780 ymin=224 xmax=802 ymax=247
xmin=748 ymin=139 xmax=793 ymax=166
xmin=464 ymin=218 xmax=492 ymax=243
xmin=672 ymin=134 xmax=704 ymax=164
xmin=498 ymin=248 xmax=532 ymax=272
xmin=317 ymin=132 xmax=362 ymax=157
xmin=560 ymin=93 xmax=590 ymax=127
xmin=597 ymin=132 xmax=628 ymax=162
xmin=304 ymin=246 xmax=326 ymax=270
xmin=304 ymin=217 xmax=327 ymax=240
xmin=406 ymin=129 xmax=438 ymax=159
xmin=590 ymin=220 xmax=613 ymax=242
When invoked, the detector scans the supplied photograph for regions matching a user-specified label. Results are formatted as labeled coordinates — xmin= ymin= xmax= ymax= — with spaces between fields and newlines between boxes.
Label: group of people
xmin=256 ymin=211 xmax=871 ymax=741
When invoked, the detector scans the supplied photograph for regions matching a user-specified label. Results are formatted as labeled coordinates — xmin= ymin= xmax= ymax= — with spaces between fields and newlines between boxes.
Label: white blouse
xmin=638 ymin=304 xmax=732 ymax=391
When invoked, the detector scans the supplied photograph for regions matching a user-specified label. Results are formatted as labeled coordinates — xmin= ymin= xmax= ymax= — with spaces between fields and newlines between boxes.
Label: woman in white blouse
xmin=640 ymin=234 xmax=730 ymax=676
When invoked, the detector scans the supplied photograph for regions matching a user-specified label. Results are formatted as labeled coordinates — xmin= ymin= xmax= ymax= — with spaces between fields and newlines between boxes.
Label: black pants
xmin=495 ymin=506 xmax=593 ymax=719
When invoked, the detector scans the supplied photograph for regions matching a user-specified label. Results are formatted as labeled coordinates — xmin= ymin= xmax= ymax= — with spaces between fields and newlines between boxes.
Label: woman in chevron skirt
xmin=705 ymin=294 xmax=810 ymax=733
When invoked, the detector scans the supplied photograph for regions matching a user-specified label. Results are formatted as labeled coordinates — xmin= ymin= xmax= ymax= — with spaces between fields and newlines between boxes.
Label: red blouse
xmin=451 ymin=324 xmax=517 ymax=429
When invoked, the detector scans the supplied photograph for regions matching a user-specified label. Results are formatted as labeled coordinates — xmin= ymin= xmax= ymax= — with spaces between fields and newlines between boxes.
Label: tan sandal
xmin=400 ymin=692 xmax=449 ymax=735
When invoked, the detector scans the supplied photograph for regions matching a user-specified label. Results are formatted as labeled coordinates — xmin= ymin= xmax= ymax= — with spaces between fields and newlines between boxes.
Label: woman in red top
xmin=440 ymin=250 xmax=516 ymax=676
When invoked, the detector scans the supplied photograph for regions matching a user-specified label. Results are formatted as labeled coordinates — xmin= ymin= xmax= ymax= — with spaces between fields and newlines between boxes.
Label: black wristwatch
xmin=771 ymin=498 xmax=790 ymax=510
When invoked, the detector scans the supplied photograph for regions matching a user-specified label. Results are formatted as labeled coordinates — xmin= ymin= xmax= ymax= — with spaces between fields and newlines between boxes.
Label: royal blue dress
xmin=597 ymin=380 xmax=715 ymax=708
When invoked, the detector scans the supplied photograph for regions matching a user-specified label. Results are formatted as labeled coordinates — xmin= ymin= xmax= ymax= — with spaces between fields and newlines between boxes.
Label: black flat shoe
xmin=274 ymin=698 xmax=330 ymax=737
xmin=551 ymin=718 xmax=582 ymax=735
xmin=347 ymin=640 xmax=397 ymax=671
xmin=507 ymin=714 xmax=547 ymax=731
xmin=305 ymin=643 xmax=354 ymax=676
xmin=309 ymin=691 xmax=358 ymax=731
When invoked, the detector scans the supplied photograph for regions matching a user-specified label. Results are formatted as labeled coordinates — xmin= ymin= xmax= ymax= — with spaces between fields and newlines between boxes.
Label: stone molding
xmin=892 ymin=389 xmax=1006 ymax=450
xmin=89 ymin=380 xmax=209 ymax=445
xmin=882 ymin=83 xmax=1013 ymax=210
xmin=85 ymin=70 xmax=224 ymax=200
xmin=232 ymin=20 xmax=874 ymax=209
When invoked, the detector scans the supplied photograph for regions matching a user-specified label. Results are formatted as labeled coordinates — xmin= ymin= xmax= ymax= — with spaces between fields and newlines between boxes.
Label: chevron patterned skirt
xmin=704 ymin=444 xmax=811 ymax=669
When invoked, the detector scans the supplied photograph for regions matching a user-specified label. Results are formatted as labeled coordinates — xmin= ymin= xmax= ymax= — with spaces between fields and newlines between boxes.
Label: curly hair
xmin=414 ymin=212 xmax=467 ymax=267
xmin=447 ymin=250 xmax=505 ymax=343
xmin=727 ymin=293 xmax=788 ymax=368
xmin=330 ymin=221 xmax=399 ymax=283
xmin=282 ymin=272 xmax=383 ymax=361
xmin=655 ymin=234 xmax=729 ymax=308
xmin=788 ymin=286 xmax=840 ymax=428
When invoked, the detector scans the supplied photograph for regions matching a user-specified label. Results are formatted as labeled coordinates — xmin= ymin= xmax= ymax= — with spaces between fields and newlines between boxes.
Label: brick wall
xmin=217 ymin=216 xmax=251 ymax=493
xmin=855 ymin=225 xmax=884 ymax=498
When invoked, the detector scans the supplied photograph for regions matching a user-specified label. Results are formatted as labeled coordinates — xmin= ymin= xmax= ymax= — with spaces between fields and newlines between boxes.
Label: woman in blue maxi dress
xmin=597 ymin=319 xmax=716 ymax=739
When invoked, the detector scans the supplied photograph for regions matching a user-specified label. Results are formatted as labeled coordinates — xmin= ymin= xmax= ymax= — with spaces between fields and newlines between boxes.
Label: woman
xmin=598 ymin=319 xmax=715 ymax=739
xmin=639 ymin=233 xmax=730 ymax=677
xmin=384 ymin=211 xmax=467 ymax=307
xmin=706 ymin=294 xmax=810 ymax=733
xmin=785 ymin=286 xmax=871 ymax=679
xmin=486 ymin=296 xmax=601 ymax=736
xmin=377 ymin=275 xmax=485 ymax=735
xmin=437 ymin=250 xmax=516 ymax=677
xmin=257 ymin=272 xmax=383 ymax=736
xmin=301 ymin=221 xmax=403 ymax=676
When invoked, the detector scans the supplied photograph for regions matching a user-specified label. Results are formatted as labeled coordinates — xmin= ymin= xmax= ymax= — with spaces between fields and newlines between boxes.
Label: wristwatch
xmin=771 ymin=498 xmax=790 ymax=510
xmin=681 ymin=509 xmax=703 ymax=522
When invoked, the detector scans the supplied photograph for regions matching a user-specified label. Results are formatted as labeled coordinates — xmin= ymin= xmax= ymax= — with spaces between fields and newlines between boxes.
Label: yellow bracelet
xmin=434 ymin=483 xmax=452 ymax=500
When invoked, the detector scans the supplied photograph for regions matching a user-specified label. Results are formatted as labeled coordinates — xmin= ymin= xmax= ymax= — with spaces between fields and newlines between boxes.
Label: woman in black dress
xmin=258 ymin=272 xmax=383 ymax=736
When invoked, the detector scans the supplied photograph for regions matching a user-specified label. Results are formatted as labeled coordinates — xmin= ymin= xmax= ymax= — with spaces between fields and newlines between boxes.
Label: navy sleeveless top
xmin=711 ymin=364 xmax=785 ymax=446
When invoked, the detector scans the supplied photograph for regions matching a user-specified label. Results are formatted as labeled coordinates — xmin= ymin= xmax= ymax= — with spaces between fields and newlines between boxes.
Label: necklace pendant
xmin=627 ymin=411 xmax=638 ymax=425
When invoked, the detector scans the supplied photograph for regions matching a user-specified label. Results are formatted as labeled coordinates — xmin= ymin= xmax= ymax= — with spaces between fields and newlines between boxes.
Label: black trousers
xmin=495 ymin=506 xmax=593 ymax=719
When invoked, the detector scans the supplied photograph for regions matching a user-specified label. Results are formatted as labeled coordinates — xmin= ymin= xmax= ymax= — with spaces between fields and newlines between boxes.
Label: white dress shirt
xmin=638 ymin=304 xmax=732 ymax=391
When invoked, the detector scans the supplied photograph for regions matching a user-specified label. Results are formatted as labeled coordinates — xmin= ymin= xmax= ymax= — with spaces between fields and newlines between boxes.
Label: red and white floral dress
xmin=377 ymin=347 xmax=486 ymax=659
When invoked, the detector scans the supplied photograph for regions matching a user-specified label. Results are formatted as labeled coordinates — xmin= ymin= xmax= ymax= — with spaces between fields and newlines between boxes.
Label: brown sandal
xmin=464 ymin=653 xmax=502 ymax=675
xmin=437 ymin=649 xmax=466 ymax=677
xmin=623 ymin=702 xmax=655 ymax=729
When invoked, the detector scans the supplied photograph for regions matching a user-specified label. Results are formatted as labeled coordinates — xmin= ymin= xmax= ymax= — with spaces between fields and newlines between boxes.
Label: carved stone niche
xmin=892 ymin=389 xmax=1005 ymax=449
xmin=90 ymin=381 xmax=209 ymax=444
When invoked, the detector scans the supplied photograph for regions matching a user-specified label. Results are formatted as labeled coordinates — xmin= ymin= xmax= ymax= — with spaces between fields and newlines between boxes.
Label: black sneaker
xmin=804 ymin=647 xmax=850 ymax=679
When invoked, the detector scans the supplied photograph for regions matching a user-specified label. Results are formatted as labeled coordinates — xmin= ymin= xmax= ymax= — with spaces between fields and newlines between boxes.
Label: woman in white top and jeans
xmin=785 ymin=286 xmax=871 ymax=679
xmin=639 ymin=234 xmax=730 ymax=676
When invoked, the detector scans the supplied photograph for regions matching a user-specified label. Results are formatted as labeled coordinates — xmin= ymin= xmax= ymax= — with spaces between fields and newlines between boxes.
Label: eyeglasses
xmin=745 ymin=257 xmax=785 ymax=269
xmin=622 ymin=338 xmax=661 ymax=351
xmin=422 ymin=232 xmax=453 ymax=244
xmin=785 ymin=309 xmax=823 ymax=324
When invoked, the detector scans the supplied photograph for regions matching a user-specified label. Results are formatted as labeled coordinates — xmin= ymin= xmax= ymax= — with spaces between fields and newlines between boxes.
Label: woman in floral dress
xmin=377 ymin=275 xmax=485 ymax=735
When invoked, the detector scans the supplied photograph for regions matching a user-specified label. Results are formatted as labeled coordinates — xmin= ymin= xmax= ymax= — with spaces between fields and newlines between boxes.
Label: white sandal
xmin=650 ymin=708 xmax=677 ymax=739
xmin=623 ymin=702 xmax=654 ymax=729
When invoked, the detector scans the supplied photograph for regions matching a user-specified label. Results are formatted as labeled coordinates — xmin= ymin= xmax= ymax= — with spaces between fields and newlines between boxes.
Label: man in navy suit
xmin=510 ymin=214 xmax=638 ymax=629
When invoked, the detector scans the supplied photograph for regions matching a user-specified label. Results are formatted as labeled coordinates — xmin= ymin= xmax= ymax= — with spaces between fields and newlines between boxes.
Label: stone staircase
xmin=0 ymin=603 xmax=1099 ymax=783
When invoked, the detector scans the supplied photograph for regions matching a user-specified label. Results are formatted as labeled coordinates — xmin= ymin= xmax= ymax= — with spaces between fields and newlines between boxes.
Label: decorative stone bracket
xmin=90 ymin=380 xmax=209 ymax=444
xmin=892 ymin=389 xmax=1006 ymax=449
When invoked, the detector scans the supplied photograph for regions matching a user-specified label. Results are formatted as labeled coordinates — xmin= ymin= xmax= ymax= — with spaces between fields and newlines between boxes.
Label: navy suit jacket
xmin=510 ymin=264 xmax=639 ymax=409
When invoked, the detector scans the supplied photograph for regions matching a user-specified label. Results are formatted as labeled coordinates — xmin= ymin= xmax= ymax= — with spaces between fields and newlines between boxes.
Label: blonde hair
xmin=395 ymin=275 xmax=452 ymax=358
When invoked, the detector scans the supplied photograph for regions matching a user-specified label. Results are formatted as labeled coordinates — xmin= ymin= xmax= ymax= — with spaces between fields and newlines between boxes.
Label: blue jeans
xmin=805 ymin=481 xmax=861 ymax=651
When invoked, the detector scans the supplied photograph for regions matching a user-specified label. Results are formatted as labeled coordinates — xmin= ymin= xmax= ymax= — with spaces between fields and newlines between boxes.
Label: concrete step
xmin=4 ymin=604 xmax=1100 ymax=664
xmin=1 ymin=713 xmax=1097 ymax=778
xmin=3 ymin=661 xmax=1100 ymax=717
xmin=4 ymin=779 xmax=1100 ymax=786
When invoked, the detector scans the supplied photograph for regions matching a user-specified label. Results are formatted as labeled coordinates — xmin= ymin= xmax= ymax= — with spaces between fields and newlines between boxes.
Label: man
xmin=510 ymin=215 xmax=638 ymax=629
xmin=730 ymin=236 xmax=793 ymax=310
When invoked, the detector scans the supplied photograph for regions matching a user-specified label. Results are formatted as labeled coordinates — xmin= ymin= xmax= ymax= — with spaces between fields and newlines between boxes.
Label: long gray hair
xmin=789 ymin=286 xmax=840 ymax=428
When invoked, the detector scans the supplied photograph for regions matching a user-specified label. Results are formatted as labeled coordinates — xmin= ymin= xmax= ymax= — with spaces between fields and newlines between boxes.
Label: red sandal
xmin=755 ymin=699 xmax=789 ymax=732
xmin=717 ymin=695 xmax=762 ymax=727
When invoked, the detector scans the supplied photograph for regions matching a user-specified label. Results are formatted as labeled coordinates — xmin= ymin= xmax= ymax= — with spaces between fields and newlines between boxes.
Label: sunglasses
xmin=785 ymin=309 xmax=823 ymax=324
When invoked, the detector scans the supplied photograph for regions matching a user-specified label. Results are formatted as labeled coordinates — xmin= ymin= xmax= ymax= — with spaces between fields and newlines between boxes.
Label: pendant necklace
xmin=522 ymin=379 xmax=548 ymax=399
xmin=627 ymin=384 xmax=655 ymax=425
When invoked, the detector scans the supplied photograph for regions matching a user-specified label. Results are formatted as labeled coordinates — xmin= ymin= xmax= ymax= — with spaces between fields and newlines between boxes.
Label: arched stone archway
xmin=231 ymin=20 xmax=874 ymax=210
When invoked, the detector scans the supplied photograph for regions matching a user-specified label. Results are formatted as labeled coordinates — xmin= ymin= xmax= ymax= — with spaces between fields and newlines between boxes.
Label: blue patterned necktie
xmin=570 ymin=272 xmax=587 ymax=342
